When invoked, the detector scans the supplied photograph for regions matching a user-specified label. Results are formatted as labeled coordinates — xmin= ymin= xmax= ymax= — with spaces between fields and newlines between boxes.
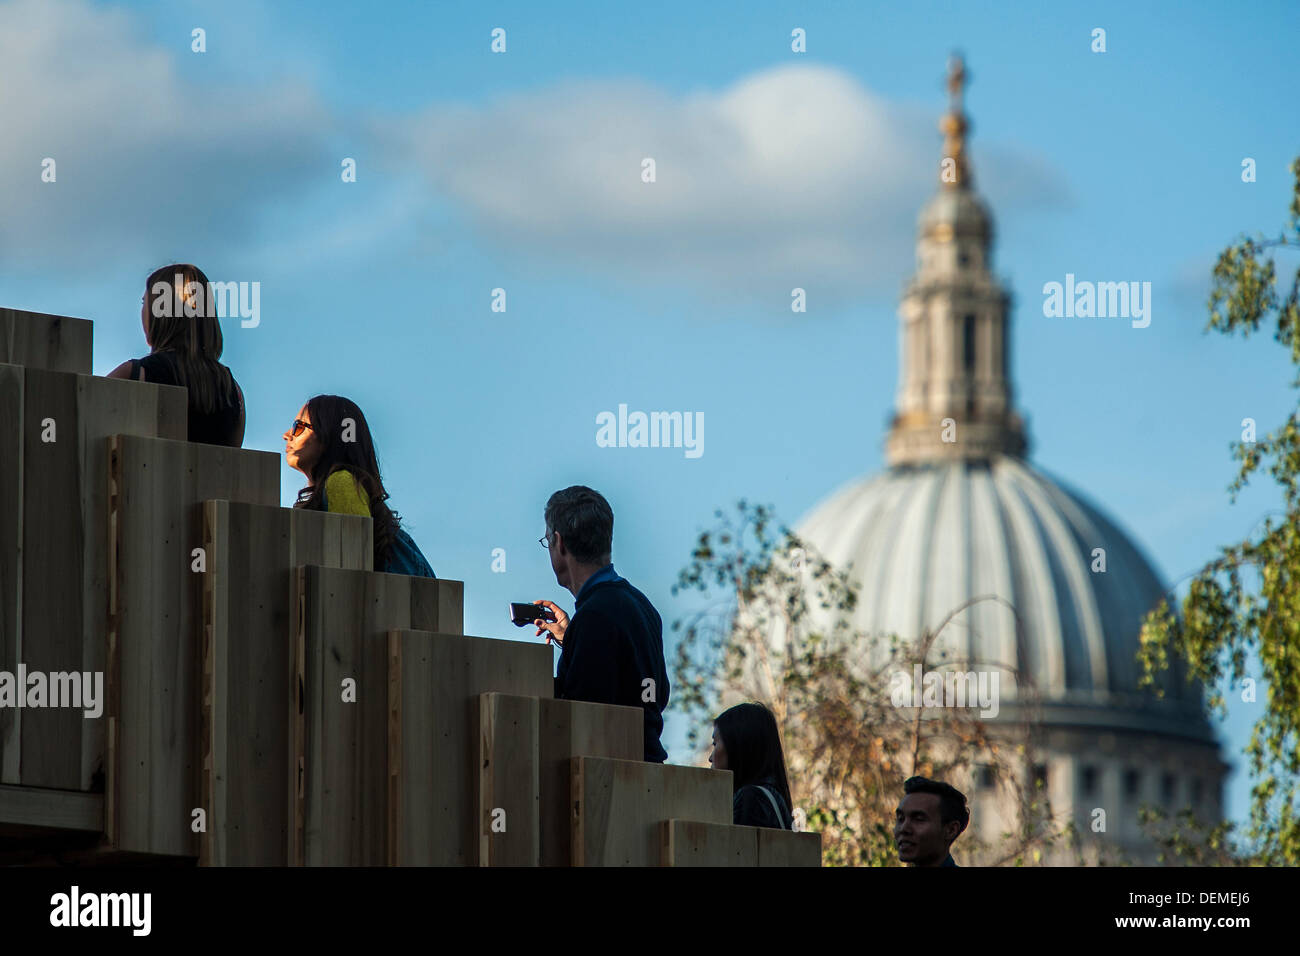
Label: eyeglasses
xmin=290 ymin=420 xmax=313 ymax=438
xmin=539 ymin=532 xmax=552 ymax=550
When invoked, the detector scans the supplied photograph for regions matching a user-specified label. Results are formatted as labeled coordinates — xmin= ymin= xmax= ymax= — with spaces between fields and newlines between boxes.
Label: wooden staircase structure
xmin=0 ymin=307 xmax=821 ymax=866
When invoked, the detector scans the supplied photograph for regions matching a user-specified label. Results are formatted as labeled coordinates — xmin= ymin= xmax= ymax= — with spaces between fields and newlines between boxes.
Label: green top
xmin=324 ymin=470 xmax=371 ymax=516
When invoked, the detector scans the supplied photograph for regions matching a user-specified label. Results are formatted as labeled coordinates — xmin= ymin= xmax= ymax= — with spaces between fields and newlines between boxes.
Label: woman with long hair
xmin=283 ymin=394 xmax=434 ymax=577
xmin=107 ymin=263 xmax=245 ymax=447
xmin=709 ymin=702 xmax=795 ymax=830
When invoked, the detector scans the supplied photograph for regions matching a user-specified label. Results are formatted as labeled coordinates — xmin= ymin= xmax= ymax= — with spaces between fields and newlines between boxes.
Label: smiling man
xmin=894 ymin=776 xmax=969 ymax=867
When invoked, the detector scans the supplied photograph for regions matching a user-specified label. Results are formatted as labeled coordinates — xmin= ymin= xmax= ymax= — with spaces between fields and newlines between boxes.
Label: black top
xmin=554 ymin=577 xmax=669 ymax=762
xmin=130 ymin=352 xmax=243 ymax=447
xmin=734 ymin=777 xmax=794 ymax=830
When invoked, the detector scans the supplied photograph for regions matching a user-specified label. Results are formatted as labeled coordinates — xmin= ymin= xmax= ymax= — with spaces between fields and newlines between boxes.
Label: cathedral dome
xmin=795 ymin=457 xmax=1215 ymax=743
xmin=776 ymin=56 xmax=1225 ymax=860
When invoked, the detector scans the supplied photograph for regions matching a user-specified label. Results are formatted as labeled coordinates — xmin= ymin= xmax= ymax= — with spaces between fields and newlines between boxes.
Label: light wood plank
xmin=303 ymin=564 xmax=366 ymax=866
xmin=0 ymin=783 xmax=102 ymax=832
xmin=2 ymin=370 xmax=184 ymax=792
xmin=660 ymin=820 xmax=820 ymax=867
xmin=538 ymin=697 xmax=641 ymax=866
xmin=0 ymin=308 xmax=92 ymax=374
xmin=108 ymin=435 xmax=278 ymax=857
xmin=201 ymin=502 xmax=371 ymax=866
xmin=757 ymin=827 xmax=822 ymax=867
xmin=75 ymin=375 xmax=187 ymax=791
xmin=571 ymin=757 xmax=732 ymax=866
xmin=478 ymin=693 xmax=539 ymax=866
xmin=19 ymin=367 xmax=82 ymax=789
xmin=412 ymin=574 xmax=464 ymax=636
xmin=661 ymin=820 xmax=759 ymax=866
xmin=389 ymin=631 xmax=553 ymax=866
xmin=295 ymin=569 xmax=461 ymax=866
xmin=341 ymin=513 xmax=372 ymax=577
xmin=203 ymin=501 xmax=289 ymax=867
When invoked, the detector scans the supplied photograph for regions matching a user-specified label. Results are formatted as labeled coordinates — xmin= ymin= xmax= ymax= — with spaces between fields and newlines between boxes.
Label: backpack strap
xmin=754 ymin=785 xmax=790 ymax=830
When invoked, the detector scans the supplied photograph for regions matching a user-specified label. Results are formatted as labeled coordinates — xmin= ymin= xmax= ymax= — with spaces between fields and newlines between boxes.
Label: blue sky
xmin=2 ymin=0 xmax=1297 ymax=834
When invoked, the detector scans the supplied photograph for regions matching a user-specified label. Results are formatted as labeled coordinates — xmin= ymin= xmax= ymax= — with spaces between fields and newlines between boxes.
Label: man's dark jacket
xmin=554 ymin=567 xmax=669 ymax=762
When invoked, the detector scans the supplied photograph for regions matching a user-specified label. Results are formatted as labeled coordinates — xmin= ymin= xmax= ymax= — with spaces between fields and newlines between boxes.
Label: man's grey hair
xmin=545 ymin=486 xmax=613 ymax=565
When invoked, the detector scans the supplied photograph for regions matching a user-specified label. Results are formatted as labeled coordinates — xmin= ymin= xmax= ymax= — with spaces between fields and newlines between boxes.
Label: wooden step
xmin=753 ymin=825 xmax=822 ymax=866
xmin=200 ymin=503 xmax=372 ymax=865
xmin=477 ymin=692 xmax=539 ymax=865
xmin=1 ymin=367 xmax=185 ymax=794
xmin=540 ymin=697 xmax=644 ymax=866
xmin=387 ymin=631 xmax=552 ymax=866
xmin=106 ymin=435 xmax=279 ymax=857
xmin=0 ymin=783 xmax=106 ymax=865
xmin=660 ymin=819 xmax=822 ymax=867
xmin=0 ymin=782 xmax=102 ymax=833
xmin=0 ymin=309 xmax=92 ymax=373
xmin=477 ymin=694 xmax=643 ymax=867
xmin=293 ymin=572 xmax=466 ymax=866
xmin=571 ymin=756 xmax=732 ymax=866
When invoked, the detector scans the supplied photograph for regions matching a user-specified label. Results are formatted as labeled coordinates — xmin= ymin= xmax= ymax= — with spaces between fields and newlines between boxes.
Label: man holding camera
xmin=533 ymin=486 xmax=669 ymax=763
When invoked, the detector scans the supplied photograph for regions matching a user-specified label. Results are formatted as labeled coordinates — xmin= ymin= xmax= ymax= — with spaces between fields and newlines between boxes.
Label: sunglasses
xmin=289 ymin=419 xmax=313 ymax=438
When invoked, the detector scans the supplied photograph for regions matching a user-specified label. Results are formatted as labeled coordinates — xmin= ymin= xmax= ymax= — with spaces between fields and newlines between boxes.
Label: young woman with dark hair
xmin=283 ymin=394 xmax=435 ymax=577
xmin=107 ymin=263 xmax=245 ymax=447
xmin=710 ymin=701 xmax=795 ymax=830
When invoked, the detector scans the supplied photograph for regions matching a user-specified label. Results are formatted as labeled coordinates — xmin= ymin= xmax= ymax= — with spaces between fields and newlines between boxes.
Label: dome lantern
xmin=887 ymin=53 xmax=1028 ymax=466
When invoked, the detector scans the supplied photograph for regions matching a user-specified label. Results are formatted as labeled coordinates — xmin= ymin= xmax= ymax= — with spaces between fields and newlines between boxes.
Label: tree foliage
xmin=1138 ymin=157 xmax=1300 ymax=865
xmin=671 ymin=501 xmax=1073 ymax=866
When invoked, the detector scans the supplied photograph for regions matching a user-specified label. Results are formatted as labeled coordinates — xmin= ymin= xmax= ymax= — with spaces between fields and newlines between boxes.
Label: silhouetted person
xmin=533 ymin=486 xmax=668 ymax=762
xmin=285 ymin=394 xmax=435 ymax=577
xmin=710 ymin=702 xmax=795 ymax=829
xmin=108 ymin=263 xmax=245 ymax=447
xmin=895 ymin=776 xmax=968 ymax=867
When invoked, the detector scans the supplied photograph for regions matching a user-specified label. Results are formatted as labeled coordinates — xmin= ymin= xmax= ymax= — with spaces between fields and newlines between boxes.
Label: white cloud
xmin=0 ymin=4 xmax=1068 ymax=313
xmin=392 ymin=64 xmax=1069 ymax=308
xmin=0 ymin=0 xmax=333 ymax=273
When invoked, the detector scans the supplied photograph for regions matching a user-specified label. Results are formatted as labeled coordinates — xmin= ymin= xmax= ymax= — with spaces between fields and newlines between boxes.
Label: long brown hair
xmin=292 ymin=395 xmax=401 ymax=568
xmin=143 ymin=263 xmax=238 ymax=414
xmin=714 ymin=702 xmax=793 ymax=810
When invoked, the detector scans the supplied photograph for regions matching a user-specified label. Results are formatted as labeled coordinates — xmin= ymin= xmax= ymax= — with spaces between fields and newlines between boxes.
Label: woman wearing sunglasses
xmin=283 ymin=395 xmax=435 ymax=577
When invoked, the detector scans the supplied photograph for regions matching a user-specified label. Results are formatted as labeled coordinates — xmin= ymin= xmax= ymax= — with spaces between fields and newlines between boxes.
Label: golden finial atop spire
xmin=939 ymin=52 xmax=972 ymax=189
xmin=946 ymin=53 xmax=966 ymax=112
